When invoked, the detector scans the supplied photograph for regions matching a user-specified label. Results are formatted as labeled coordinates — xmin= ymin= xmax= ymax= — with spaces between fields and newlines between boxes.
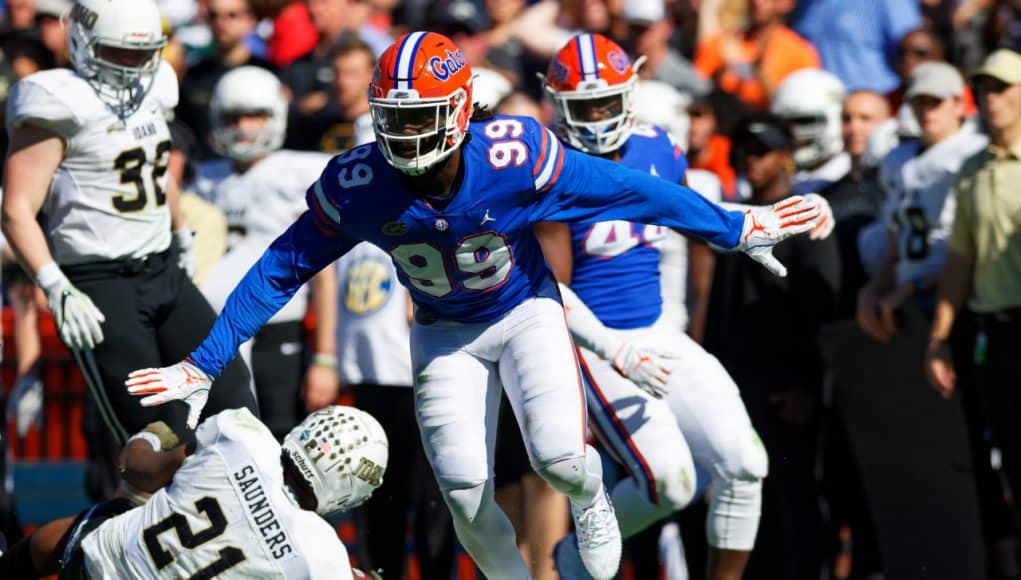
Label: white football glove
xmin=6 ymin=374 xmax=43 ymax=437
xmin=36 ymin=262 xmax=106 ymax=350
xmin=174 ymin=227 xmax=197 ymax=279
xmin=735 ymin=196 xmax=820 ymax=277
xmin=803 ymin=193 xmax=835 ymax=240
xmin=125 ymin=359 xmax=212 ymax=429
xmin=611 ymin=342 xmax=673 ymax=399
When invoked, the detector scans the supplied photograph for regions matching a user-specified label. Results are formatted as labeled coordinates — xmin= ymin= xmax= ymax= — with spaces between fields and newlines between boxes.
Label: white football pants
xmin=582 ymin=316 xmax=768 ymax=550
xmin=410 ymin=282 xmax=605 ymax=578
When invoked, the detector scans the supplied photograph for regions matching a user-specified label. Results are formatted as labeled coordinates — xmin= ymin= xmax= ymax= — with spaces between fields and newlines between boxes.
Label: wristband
xmin=313 ymin=353 xmax=338 ymax=369
xmin=35 ymin=261 xmax=64 ymax=292
xmin=127 ymin=431 xmax=162 ymax=452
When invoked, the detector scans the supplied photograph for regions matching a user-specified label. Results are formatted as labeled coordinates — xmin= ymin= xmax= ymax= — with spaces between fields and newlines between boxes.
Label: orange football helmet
xmin=544 ymin=33 xmax=645 ymax=154
xmin=370 ymin=31 xmax=474 ymax=175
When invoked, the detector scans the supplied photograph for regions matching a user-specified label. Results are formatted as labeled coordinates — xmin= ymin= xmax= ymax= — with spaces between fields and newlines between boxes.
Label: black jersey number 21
xmin=142 ymin=496 xmax=246 ymax=579
xmin=112 ymin=140 xmax=171 ymax=213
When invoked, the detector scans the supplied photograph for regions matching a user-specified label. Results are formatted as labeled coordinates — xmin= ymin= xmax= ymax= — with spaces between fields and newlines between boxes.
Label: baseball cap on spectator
xmin=905 ymin=61 xmax=964 ymax=100
xmin=34 ymin=0 xmax=71 ymax=18
xmin=972 ymin=49 xmax=1021 ymax=85
xmin=623 ymin=0 xmax=665 ymax=25
xmin=731 ymin=112 xmax=795 ymax=153
xmin=437 ymin=0 xmax=488 ymax=36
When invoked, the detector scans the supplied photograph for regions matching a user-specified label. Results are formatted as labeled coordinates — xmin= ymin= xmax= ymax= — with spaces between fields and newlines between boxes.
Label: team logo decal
xmin=606 ymin=50 xmax=630 ymax=74
xmin=550 ymin=59 xmax=570 ymax=83
xmin=299 ymin=429 xmax=312 ymax=442
xmin=382 ymin=221 xmax=409 ymax=236
xmin=429 ymin=49 xmax=466 ymax=81
xmin=434 ymin=218 xmax=449 ymax=231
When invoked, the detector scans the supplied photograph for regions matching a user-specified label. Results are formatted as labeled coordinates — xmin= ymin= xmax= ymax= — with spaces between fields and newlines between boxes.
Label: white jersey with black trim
xmin=877 ymin=125 xmax=987 ymax=286
xmin=81 ymin=408 xmax=351 ymax=580
xmin=656 ymin=169 xmax=723 ymax=331
xmin=5 ymin=62 xmax=178 ymax=265
xmin=195 ymin=150 xmax=331 ymax=323
xmin=336 ymin=242 xmax=413 ymax=386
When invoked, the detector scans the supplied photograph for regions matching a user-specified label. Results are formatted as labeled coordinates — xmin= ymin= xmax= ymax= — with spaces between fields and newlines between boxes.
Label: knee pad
xmin=719 ymin=427 xmax=769 ymax=481
xmin=442 ymin=481 xmax=488 ymax=524
xmin=656 ymin=463 xmax=697 ymax=511
xmin=534 ymin=453 xmax=591 ymax=497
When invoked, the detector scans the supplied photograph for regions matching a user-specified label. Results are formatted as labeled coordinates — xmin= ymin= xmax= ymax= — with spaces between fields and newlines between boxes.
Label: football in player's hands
xmin=126 ymin=359 xmax=213 ymax=430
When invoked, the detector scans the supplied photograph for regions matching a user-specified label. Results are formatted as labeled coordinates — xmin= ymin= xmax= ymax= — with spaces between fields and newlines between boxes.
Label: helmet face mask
xmin=370 ymin=32 xmax=474 ymax=176
xmin=67 ymin=0 xmax=167 ymax=118
xmin=281 ymin=406 xmax=389 ymax=517
xmin=544 ymin=34 xmax=642 ymax=155
xmin=370 ymin=87 xmax=470 ymax=175
xmin=209 ymin=66 xmax=288 ymax=163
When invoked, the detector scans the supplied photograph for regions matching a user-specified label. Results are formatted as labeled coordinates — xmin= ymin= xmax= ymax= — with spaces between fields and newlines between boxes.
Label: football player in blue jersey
xmin=123 ymin=32 xmax=822 ymax=579
xmin=535 ymin=33 xmax=831 ymax=580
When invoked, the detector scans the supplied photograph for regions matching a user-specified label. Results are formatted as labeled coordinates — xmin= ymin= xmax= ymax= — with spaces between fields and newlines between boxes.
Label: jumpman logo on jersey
xmin=480 ymin=209 xmax=496 ymax=226
xmin=650 ymin=165 xmax=659 ymax=177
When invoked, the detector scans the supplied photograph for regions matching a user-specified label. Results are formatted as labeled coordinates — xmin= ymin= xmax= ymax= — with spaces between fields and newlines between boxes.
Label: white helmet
xmin=771 ymin=69 xmax=846 ymax=168
xmin=472 ymin=67 xmax=513 ymax=112
xmin=632 ymin=80 xmax=691 ymax=150
xmin=209 ymin=66 xmax=288 ymax=163
xmin=282 ymin=406 xmax=389 ymax=516
xmin=67 ymin=0 xmax=167 ymax=118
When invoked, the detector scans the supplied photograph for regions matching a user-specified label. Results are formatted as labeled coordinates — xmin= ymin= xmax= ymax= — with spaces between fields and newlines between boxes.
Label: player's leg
xmin=250 ymin=321 xmax=305 ymax=439
xmin=153 ymin=266 xmax=256 ymax=422
xmin=657 ymin=330 xmax=768 ymax=579
xmin=410 ymin=319 xmax=529 ymax=578
xmin=66 ymin=272 xmax=184 ymax=443
xmin=579 ymin=348 xmax=698 ymax=538
xmin=498 ymin=293 xmax=621 ymax=577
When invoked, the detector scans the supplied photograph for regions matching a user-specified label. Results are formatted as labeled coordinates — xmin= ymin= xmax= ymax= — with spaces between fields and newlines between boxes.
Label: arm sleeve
xmin=5 ymin=78 xmax=80 ymax=138
xmin=529 ymin=139 xmax=745 ymax=248
xmin=559 ymin=283 xmax=622 ymax=361
xmin=188 ymin=211 xmax=356 ymax=376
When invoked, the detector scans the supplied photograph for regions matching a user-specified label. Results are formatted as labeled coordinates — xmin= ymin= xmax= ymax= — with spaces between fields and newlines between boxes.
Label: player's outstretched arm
xmin=127 ymin=211 xmax=356 ymax=428
xmin=529 ymin=146 xmax=819 ymax=276
xmin=559 ymin=283 xmax=674 ymax=398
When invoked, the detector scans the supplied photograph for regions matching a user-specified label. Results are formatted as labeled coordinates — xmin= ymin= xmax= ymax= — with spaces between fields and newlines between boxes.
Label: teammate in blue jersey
xmin=535 ymin=33 xmax=833 ymax=579
xmin=124 ymin=32 xmax=821 ymax=579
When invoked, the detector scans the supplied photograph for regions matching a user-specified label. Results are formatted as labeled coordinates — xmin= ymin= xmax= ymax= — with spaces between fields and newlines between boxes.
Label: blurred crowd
xmin=1 ymin=0 xmax=1021 ymax=579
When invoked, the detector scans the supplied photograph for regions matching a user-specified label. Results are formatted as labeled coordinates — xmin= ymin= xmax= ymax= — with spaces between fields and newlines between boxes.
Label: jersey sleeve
xmin=527 ymin=128 xmax=745 ymax=249
xmin=5 ymin=76 xmax=81 ymax=138
xmin=152 ymin=60 xmax=179 ymax=116
xmin=188 ymin=210 xmax=357 ymax=376
xmin=195 ymin=408 xmax=270 ymax=449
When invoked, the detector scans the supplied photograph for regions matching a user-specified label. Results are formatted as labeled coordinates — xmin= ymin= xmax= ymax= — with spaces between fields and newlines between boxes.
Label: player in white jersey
xmin=194 ymin=67 xmax=341 ymax=438
xmin=0 ymin=405 xmax=387 ymax=579
xmin=857 ymin=62 xmax=988 ymax=342
xmin=772 ymin=69 xmax=853 ymax=196
xmin=0 ymin=0 xmax=255 ymax=445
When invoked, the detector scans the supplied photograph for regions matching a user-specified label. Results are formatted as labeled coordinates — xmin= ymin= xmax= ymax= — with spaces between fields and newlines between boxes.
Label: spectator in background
xmin=857 ymin=62 xmax=987 ymax=344
xmin=251 ymin=0 xmax=318 ymax=68
xmin=178 ymin=0 xmax=274 ymax=159
xmin=704 ymin=112 xmax=840 ymax=580
xmin=823 ymin=90 xmax=893 ymax=317
xmin=624 ymin=0 xmax=710 ymax=98
xmin=694 ymin=0 xmax=819 ymax=110
xmin=2 ymin=0 xmax=36 ymax=31
xmin=510 ymin=0 xmax=615 ymax=59
xmin=686 ymin=96 xmax=738 ymax=200
xmin=285 ymin=36 xmax=374 ymax=152
xmin=429 ymin=0 xmax=523 ymax=83
xmin=33 ymin=0 xmax=69 ymax=68
xmin=484 ymin=0 xmax=529 ymax=84
xmin=793 ymin=0 xmax=922 ymax=94
xmin=927 ymin=48 xmax=1021 ymax=535
xmin=889 ymin=28 xmax=979 ymax=118
xmin=281 ymin=0 xmax=391 ymax=142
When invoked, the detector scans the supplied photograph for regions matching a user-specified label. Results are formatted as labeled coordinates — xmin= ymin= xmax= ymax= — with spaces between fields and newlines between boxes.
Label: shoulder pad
xmin=152 ymin=60 xmax=179 ymax=114
xmin=6 ymin=70 xmax=83 ymax=138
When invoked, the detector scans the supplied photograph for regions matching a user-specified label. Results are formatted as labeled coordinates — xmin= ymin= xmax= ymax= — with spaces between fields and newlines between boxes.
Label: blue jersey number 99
xmin=390 ymin=232 xmax=513 ymax=298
